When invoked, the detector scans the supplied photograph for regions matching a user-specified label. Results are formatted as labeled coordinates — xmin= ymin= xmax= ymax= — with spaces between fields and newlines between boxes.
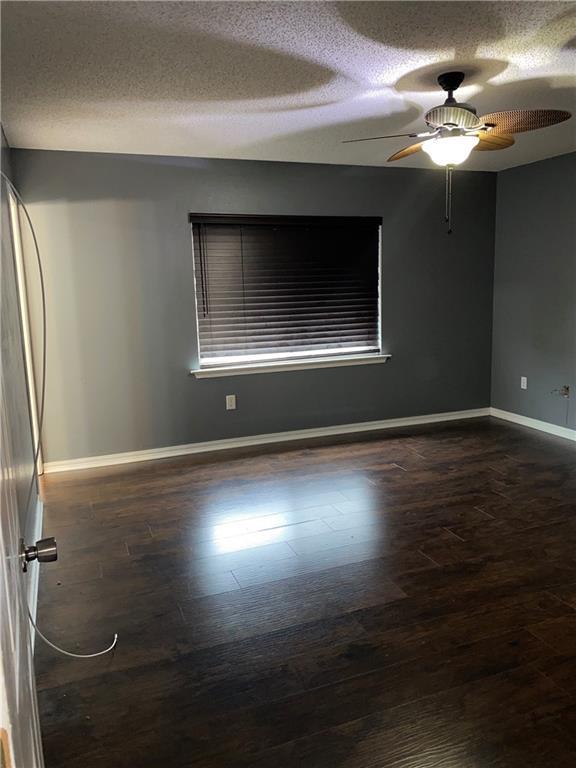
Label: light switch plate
xmin=226 ymin=394 xmax=237 ymax=410
xmin=521 ymin=376 xmax=528 ymax=390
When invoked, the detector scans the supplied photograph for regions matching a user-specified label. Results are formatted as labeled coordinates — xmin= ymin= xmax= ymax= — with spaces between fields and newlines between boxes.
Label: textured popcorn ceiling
xmin=2 ymin=1 xmax=575 ymax=170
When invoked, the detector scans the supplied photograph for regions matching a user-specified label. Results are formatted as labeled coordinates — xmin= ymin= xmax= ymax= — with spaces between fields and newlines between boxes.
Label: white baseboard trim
xmin=44 ymin=407 xmax=491 ymax=473
xmin=490 ymin=407 xmax=576 ymax=442
xmin=27 ymin=496 xmax=44 ymax=651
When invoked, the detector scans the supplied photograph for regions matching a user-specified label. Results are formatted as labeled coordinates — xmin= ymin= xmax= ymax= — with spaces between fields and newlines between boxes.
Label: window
xmin=191 ymin=215 xmax=382 ymax=371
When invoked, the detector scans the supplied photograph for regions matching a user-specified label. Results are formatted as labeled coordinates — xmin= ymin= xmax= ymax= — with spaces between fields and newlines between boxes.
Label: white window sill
xmin=190 ymin=354 xmax=392 ymax=378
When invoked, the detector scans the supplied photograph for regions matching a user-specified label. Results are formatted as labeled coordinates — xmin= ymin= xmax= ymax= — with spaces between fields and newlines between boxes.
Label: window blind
xmin=191 ymin=215 xmax=381 ymax=367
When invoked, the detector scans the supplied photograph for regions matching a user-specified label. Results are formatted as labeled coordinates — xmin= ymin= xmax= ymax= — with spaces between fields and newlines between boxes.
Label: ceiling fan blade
xmin=342 ymin=132 xmax=417 ymax=144
xmin=473 ymin=132 xmax=515 ymax=151
xmin=387 ymin=142 xmax=423 ymax=162
xmin=479 ymin=109 xmax=571 ymax=135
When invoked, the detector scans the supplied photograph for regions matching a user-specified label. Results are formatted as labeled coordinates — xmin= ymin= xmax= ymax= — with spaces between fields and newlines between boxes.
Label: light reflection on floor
xmin=211 ymin=511 xmax=290 ymax=540
xmin=211 ymin=524 xmax=291 ymax=554
xmin=200 ymin=478 xmax=380 ymax=555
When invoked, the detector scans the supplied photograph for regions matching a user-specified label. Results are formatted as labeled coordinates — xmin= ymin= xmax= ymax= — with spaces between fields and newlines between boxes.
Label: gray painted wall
xmin=492 ymin=152 xmax=576 ymax=430
xmin=12 ymin=149 xmax=496 ymax=462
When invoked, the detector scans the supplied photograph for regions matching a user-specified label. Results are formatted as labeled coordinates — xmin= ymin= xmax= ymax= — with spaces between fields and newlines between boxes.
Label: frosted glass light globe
xmin=422 ymin=135 xmax=480 ymax=166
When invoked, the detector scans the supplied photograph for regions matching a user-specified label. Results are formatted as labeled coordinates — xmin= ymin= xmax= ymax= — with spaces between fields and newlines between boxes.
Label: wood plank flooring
xmin=35 ymin=418 xmax=576 ymax=767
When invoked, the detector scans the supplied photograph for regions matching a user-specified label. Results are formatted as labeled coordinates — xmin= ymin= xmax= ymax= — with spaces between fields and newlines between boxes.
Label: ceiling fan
xmin=344 ymin=71 xmax=571 ymax=232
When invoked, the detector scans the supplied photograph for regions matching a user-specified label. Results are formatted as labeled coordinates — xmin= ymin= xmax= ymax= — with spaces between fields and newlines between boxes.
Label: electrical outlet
xmin=520 ymin=376 xmax=528 ymax=390
xmin=225 ymin=394 xmax=237 ymax=410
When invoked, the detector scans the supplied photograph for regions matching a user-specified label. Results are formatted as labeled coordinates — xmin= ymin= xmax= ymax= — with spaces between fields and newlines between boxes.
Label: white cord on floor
xmin=28 ymin=606 xmax=118 ymax=659
xmin=2 ymin=168 xmax=119 ymax=659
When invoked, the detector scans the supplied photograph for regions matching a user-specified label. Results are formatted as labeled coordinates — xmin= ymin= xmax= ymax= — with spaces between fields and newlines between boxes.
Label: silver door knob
xmin=21 ymin=537 xmax=58 ymax=572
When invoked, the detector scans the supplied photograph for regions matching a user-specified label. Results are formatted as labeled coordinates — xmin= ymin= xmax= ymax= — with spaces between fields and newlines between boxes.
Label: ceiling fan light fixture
xmin=422 ymin=134 xmax=479 ymax=166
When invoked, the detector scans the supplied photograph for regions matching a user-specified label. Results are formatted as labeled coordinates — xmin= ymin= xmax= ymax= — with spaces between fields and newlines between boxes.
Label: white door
xmin=0 ymin=399 xmax=45 ymax=768
xmin=1 ymin=176 xmax=44 ymax=767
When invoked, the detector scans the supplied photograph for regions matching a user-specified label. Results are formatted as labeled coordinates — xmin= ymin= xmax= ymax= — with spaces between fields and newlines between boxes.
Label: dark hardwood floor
xmin=35 ymin=417 xmax=576 ymax=767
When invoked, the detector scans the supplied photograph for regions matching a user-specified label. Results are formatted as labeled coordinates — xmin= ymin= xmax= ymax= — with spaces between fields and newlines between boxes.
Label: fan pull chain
xmin=445 ymin=165 xmax=454 ymax=234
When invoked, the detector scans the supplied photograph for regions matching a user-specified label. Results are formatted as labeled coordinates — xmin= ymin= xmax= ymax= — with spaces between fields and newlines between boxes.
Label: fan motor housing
xmin=425 ymin=103 xmax=481 ymax=130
